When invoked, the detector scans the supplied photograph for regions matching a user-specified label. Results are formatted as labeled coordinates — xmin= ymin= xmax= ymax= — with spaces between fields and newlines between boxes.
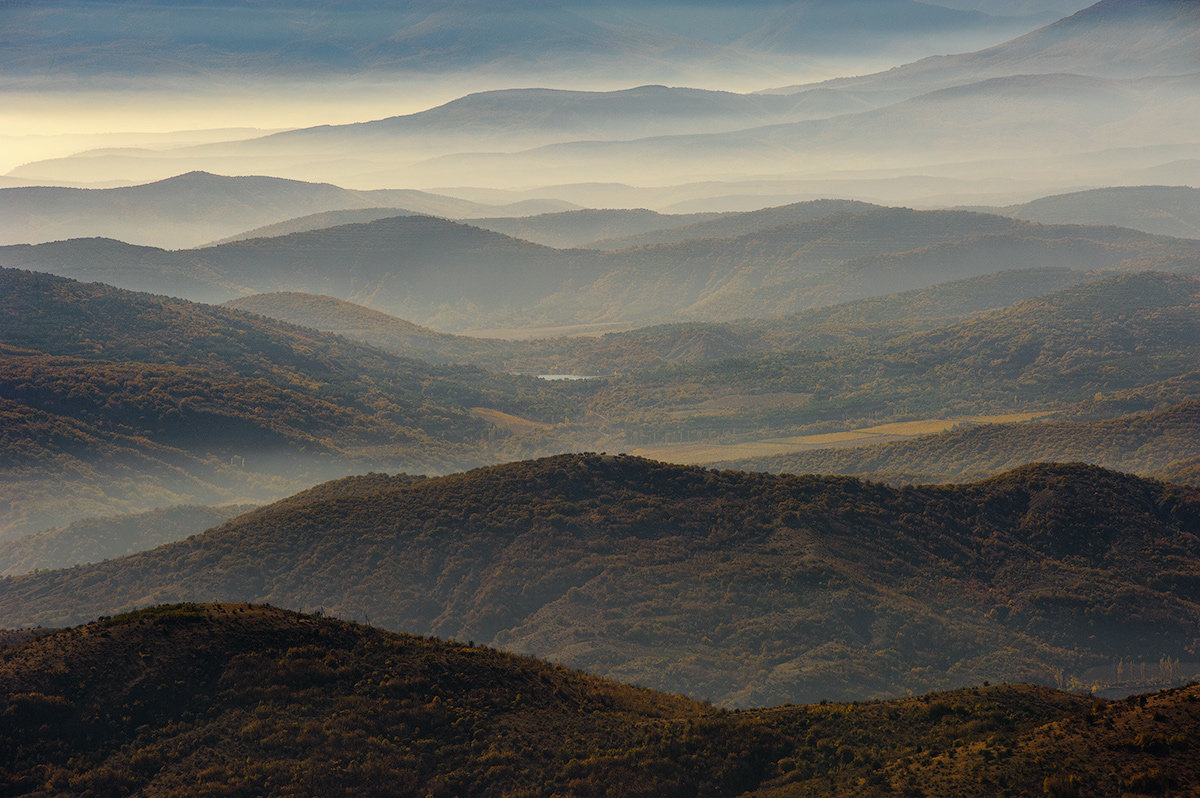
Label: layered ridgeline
xmin=1 ymin=454 xmax=1198 ymax=706
xmin=400 ymin=0 xmax=1200 ymax=193
xmin=4 ymin=0 xmax=1055 ymax=190
xmin=4 ymin=199 xmax=1196 ymax=330
xmin=4 ymin=603 xmax=1200 ymax=797
xmin=7 ymin=267 xmax=1195 ymax=537
xmin=0 ymin=268 xmax=587 ymax=537
xmin=719 ymin=401 xmax=1200 ymax=485
xmin=8 ymin=1 xmax=1195 ymax=202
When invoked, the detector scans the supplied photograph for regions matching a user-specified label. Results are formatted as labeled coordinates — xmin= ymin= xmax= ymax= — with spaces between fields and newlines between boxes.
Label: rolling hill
xmin=5 ymin=602 xmax=1198 ymax=796
xmin=585 ymin=198 xmax=882 ymax=249
xmin=222 ymin=292 xmax=512 ymax=365
xmin=596 ymin=271 xmax=1200 ymax=445
xmin=609 ymin=271 xmax=1200 ymax=436
xmin=0 ymin=172 xmax=573 ymax=249
xmin=210 ymin=206 xmax=715 ymax=250
xmin=465 ymin=207 xmax=720 ymax=249
xmin=0 ymin=455 xmax=1197 ymax=707
xmin=997 ymin=185 xmax=1200 ymax=240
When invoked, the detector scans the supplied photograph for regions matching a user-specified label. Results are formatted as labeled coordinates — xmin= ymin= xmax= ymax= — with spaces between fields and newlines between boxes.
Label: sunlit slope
xmin=0 ymin=455 xmax=1197 ymax=706
xmin=717 ymin=400 xmax=1200 ymax=485
xmin=593 ymin=272 xmax=1200 ymax=441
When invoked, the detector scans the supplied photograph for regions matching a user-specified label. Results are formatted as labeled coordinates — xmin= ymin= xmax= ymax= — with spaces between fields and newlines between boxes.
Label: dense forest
xmin=2 ymin=603 xmax=1198 ymax=797
xmin=1 ymin=454 xmax=1197 ymax=706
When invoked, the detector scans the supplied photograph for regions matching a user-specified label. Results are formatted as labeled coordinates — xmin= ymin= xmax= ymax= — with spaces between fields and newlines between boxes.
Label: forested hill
xmin=3 ymin=603 xmax=1200 ymax=796
xmin=1 ymin=454 xmax=1197 ymax=706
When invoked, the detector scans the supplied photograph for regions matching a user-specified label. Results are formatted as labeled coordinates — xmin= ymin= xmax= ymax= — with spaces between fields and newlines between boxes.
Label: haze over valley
xmin=3 ymin=1 xmax=1200 ymax=794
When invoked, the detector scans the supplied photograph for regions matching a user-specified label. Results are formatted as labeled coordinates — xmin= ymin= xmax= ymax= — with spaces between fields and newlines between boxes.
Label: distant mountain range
xmin=772 ymin=0 xmax=1200 ymax=94
xmin=1 ymin=455 xmax=1197 ymax=707
xmin=5 ymin=198 xmax=1195 ymax=331
xmin=8 ymin=0 xmax=1195 ymax=208
xmin=406 ymin=71 xmax=1198 ymax=193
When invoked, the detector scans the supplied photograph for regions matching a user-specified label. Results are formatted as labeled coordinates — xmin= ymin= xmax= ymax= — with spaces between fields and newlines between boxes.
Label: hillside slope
xmin=1000 ymin=185 xmax=1200 ymax=239
xmin=0 ymin=455 xmax=1197 ymax=706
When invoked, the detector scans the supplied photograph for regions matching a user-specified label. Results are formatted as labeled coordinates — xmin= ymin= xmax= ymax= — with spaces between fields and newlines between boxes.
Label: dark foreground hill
xmin=2 ymin=603 xmax=1199 ymax=797
xmin=1 ymin=455 xmax=1197 ymax=706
